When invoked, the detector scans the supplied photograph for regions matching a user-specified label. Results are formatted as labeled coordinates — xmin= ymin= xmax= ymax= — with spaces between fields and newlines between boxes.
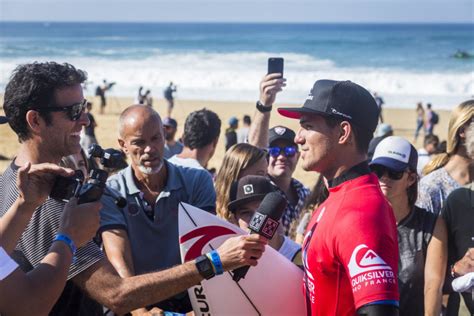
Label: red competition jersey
xmin=302 ymin=173 xmax=399 ymax=316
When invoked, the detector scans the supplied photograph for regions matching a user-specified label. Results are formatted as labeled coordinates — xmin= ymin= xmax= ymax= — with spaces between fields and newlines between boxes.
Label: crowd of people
xmin=0 ymin=61 xmax=472 ymax=316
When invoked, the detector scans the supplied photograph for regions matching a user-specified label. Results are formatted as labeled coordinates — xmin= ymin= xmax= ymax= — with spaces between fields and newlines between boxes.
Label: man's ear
xmin=25 ymin=110 xmax=45 ymax=136
xmin=118 ymin=138 xmax=128 ymax=154
xmin=338 ymin=121 xmax=352 ymax=145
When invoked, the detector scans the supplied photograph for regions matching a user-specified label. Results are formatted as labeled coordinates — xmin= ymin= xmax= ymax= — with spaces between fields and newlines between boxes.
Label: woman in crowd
xmin=414 ymin=102 xmax=425 ymax=142
xmin=215 ymin=143 xmax=268 ymax=221
xmin=370 ymin=136 xmax=447 ymax=316
xmin=418 ymin=100 xmax=473 ymax=215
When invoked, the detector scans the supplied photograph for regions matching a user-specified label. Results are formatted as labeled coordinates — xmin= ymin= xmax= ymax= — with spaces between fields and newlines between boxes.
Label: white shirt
xmin=0 ymin=247 xmax=18 ymax=280
xmin=278 ymin=236 xmax=301 ymax=262
xmin=168 ymin=156 xmax=204 ymax=170
xmin=417 ymin=148 xmax=431 ymax=175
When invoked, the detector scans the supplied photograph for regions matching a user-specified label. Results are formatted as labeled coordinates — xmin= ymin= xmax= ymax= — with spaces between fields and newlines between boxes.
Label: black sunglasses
xmin=370 ymin=165 xmax=406 ymax=181
xmin=267 ymin=146 xmax=297 ymax=158
xmin=32 ymin=99 xmax=87 ymax=121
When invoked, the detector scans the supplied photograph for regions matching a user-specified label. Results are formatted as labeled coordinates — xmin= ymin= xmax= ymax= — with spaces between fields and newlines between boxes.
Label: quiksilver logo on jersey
xmin=348 ymin=244 xmax=396 ymax=291
xmin=348 ymin=244 xmax=392 ymax=277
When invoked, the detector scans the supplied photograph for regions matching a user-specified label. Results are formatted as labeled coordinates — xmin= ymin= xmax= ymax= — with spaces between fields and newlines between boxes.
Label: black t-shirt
xmin=225 ymin=128 xmax=237 ymax=151
xmin=442 ymin=183 xmax=474 ymax=313
xmin=397 ymin=206 xmax=437 ymax=316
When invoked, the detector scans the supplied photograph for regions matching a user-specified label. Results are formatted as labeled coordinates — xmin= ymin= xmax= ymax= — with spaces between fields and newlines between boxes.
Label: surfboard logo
xmin=180 ymin=226 xmax=236 ymax=262
xmin=347 ymin=244 xmax=392 ymax=277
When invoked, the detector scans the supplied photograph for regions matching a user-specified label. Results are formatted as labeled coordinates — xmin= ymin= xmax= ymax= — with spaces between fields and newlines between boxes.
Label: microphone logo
xmin=249 ymin=213 xmax=279 ymax=239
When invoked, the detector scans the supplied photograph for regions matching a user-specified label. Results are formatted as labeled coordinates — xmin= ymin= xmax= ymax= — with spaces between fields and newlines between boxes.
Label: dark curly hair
xmin=182 ymin=108 xmax=221 ymax=149
xmin=3 ymin=62 xmax=87 ymax=142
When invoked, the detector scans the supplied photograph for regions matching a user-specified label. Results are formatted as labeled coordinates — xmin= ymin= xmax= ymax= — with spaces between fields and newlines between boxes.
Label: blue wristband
xmin=207 ymin=250 xmax=224 ymax=275
xmin=53 ymin=233 xmax=77 ymax=257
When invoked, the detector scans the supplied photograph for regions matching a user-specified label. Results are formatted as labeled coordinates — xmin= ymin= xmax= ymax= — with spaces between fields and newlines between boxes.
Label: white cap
xmin=370 ymin=136 xmax=418 ymax=172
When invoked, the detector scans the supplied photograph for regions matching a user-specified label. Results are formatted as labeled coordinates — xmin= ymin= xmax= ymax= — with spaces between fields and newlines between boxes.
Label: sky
xmin=0 ymin=0 xmax=472 ymax=23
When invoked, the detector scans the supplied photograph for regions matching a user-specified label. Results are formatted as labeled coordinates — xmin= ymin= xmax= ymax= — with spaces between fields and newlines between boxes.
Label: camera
xmin=50 ymin=144 xmax=127 ymax=208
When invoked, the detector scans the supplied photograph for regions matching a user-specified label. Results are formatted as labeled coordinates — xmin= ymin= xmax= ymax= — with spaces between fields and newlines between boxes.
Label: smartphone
xmin=268 ymin=57 xmax=284 ymax=77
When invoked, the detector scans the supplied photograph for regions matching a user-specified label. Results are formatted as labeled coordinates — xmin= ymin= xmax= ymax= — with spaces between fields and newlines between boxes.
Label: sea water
xmin=0 ymin=22 xmax=472 ymax=108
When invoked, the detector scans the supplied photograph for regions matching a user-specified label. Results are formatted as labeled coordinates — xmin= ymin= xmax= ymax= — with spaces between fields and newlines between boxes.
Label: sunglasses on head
xmin=267 ymin=146 xmax=297 ymax=158
xmin=370 ymin=165 xmax=406 ymax=180
xmin=32 ymin=99 xmax=88 ymax=121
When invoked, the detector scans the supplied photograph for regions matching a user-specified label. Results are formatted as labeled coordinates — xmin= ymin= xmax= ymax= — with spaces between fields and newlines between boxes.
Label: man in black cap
xmin=227 ymin=175 xmax=301 ymax=264
xmin=267 ymin=126 xmax=309 ymax=236
xmin=247 ymin=73 xmax=309 ymax=236
xmin=278 ymin=80 xmax=399 ymax=316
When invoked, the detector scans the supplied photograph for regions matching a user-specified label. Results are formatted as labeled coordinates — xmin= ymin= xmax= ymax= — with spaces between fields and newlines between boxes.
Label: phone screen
xmin=267 ymin=58 xmax=284 ymax=77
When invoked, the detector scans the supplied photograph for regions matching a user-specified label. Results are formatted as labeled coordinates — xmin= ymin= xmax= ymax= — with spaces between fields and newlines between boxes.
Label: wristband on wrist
xmin=207 ymin=250 xmax=224 ymax=275
xmin=450 ymin=264 xmax=459 ymax=278
xmin=53 ymin=233 xmax=77 ymax=258
xmin=256 ymin=100 xmax=272 ymax=113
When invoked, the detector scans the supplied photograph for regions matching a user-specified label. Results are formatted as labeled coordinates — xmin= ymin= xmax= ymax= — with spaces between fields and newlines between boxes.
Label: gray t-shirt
xmin=164 ymin=141 xmax=184 ymax=159
xmin=397 ymin=205 xmax=437 ymax=316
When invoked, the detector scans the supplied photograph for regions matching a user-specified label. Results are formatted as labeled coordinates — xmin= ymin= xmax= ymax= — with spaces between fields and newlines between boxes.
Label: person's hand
xmin=259 ymin=73 xmax=287 ymax=107
xmin=217 ymin=234 xmax=268 ymax=271
xmin=453 ymin=248 xmax=474 ymax=276
xmin=58 ymin=197 xmax=101 ymax=248
xmin=17 ymin=162 xmax=75 ymax=208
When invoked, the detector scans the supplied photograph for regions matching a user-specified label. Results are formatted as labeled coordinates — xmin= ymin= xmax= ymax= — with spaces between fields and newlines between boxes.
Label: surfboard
xmin=178 ymin=202 xmax=306 ymax=316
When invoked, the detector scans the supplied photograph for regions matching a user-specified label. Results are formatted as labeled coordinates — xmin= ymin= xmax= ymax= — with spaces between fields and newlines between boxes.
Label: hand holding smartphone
xmin=267 ymin=57 xmax=284 ymax=78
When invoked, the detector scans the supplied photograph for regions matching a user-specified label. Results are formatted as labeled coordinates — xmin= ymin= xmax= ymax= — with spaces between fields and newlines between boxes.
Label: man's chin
xmin=138 ymin=161 xmax=164 ymax=175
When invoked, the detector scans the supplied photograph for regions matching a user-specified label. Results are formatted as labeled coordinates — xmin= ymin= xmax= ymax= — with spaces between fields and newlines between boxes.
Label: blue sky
xmin=0 ymin=0 xmax=472 ymax=23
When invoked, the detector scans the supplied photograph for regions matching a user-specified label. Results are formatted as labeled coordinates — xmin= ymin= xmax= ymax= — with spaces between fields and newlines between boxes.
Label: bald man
xmin=99 ymin=105 xmax=220 ymax=314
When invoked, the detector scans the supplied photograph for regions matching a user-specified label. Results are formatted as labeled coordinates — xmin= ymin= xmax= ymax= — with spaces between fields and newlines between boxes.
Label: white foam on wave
xmin=0 ymin=52 xmax=471 ymax=109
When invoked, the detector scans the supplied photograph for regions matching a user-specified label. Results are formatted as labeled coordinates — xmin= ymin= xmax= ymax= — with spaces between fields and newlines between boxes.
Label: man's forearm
xmin=0 ymin=242 xmax=73 ymax=315
xmin=74 ymin=258 xmax=204 ymax=315
xmin=248 ymin=110 xmax=271 ymax=148
xmin=118 ymin=260 xmax=203 ymax=314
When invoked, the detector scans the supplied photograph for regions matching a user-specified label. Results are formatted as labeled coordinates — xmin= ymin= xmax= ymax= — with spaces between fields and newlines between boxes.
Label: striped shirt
xmin=0 ymin=161 xmax=104 ymax=315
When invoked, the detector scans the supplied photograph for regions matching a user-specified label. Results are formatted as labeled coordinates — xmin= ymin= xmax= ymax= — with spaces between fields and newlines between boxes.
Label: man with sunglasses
xmin=267 ymin=126 xmax=309 ymax=235
xmin=278 ymin=80 xmax=399 ymax=316
xmin=0 ymin=62 xmax=268 ymax=315
xmin=247 ymin=73 xmax=309 ymax=236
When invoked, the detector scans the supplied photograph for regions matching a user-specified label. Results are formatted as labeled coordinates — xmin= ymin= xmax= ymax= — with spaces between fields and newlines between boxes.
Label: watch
xmin=256 ymin=100 xmax=272 ymax=113
xmin=195 ymin=255 xmax=216 ymax=280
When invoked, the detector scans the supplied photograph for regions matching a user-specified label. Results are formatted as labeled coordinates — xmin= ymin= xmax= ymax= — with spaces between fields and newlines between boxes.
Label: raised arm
xmin=248 ymin=73 xmax=286 ymax=148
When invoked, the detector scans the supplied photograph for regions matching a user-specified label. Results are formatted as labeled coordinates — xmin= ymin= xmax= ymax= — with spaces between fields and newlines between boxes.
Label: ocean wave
xmin=0 ymin=52 xmax=471 ymax=109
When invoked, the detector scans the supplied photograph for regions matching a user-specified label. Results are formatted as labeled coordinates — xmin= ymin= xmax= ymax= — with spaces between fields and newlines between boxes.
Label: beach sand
xmin=0 ymin=95 xmax=453 ymax=186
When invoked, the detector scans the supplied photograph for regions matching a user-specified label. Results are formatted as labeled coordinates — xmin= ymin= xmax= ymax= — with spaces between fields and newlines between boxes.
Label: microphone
xmin=232 ymin=191 xmax=287 ymax=282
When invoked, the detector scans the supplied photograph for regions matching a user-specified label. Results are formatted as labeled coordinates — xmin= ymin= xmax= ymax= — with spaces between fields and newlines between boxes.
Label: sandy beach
xmin=0 ymin=95 xmax=453 ymax=186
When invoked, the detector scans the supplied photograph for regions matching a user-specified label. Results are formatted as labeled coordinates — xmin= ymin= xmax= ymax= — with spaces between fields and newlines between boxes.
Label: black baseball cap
xmin=0 ymin=116 xmax=8 ymax=124
xmin=228 ymin=175 xmax=275 ymax=212
xmin=162 ymin=117 xmax=177 ymax=128
xmin=268 ymin=126 xmax=296 ymax=146
xmin=278 ymin=80 xmax=379 ymax=134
